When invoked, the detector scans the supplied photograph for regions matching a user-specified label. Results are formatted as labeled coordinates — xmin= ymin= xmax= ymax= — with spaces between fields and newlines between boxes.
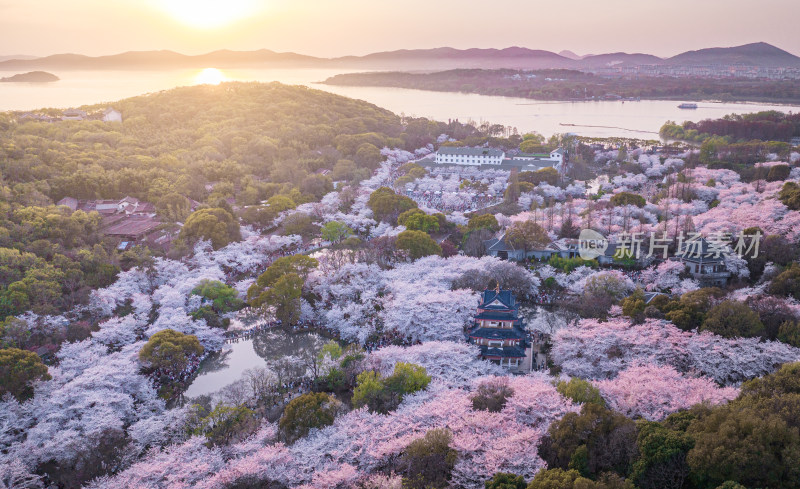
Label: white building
xmin=513 ymin=148 xmax=564 ymax=166
xmin=102 ymin=107 xmax=122 ymax=123
xmin=435 ymin=147 xmax=505 ymax=166
xmin=61 ymin=109 xmax=87 ymax=121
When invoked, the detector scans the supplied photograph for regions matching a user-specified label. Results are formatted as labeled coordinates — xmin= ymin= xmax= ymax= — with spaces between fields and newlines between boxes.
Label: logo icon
xmin=579 ymin=229 xmax=608 ymax=260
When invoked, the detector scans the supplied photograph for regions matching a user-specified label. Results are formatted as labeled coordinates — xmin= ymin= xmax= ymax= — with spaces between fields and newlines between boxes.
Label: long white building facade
xmin=435 ymin=147 xmax=505 ymax=165
xmin=434 ymin=146 xmax=564 ymax=170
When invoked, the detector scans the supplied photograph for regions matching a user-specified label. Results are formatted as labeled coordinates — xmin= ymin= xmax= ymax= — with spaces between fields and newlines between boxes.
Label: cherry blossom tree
xmin=553 ymin=317 xmax=800 ymax=384
xmin=594 ymin=363 xmax=738 ymax=421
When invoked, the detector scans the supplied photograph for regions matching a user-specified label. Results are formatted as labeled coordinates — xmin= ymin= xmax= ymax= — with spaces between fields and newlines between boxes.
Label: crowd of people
xmin=405 ymin=188 xmax=501 ymax=213
xmin=260 ymin=377 xmax=315 ymax=411
xmin=147 ymin=352 xmax=208 ymax=391
xmin=364 ymin=329 xmax=421 ymax=353
xmin=531 ymin=290 xmax=561 ymax=305
xmin=529 ymin=330 xmax=551 ymax=373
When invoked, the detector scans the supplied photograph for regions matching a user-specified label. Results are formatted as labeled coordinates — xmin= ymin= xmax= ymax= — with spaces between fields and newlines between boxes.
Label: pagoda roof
xmin=677 ymin=237 xmax=728 ymax=264
xmin=479 ymin=346 xmax=526 ymax=358
xmin=469 ymin=327 xmax=526 ymax=340
xmin=480 ymin=289 xmax=517 ymax=310
xmin=474 ymin=311 xmax=518 ymax=321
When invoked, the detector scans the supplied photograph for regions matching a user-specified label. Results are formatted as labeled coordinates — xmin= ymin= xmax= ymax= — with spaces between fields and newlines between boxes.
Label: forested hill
xmin=323 ymin=69 xmax=800 ymax=104
xmin=0 ymin=82 xmax=439 ymax=204
xmin=0 ymin=82 xmax=471 ymax=320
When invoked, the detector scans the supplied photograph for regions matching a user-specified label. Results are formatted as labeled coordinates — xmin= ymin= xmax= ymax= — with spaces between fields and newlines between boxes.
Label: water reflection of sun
xmin=194 ymin=68 xmax=226 ymax=85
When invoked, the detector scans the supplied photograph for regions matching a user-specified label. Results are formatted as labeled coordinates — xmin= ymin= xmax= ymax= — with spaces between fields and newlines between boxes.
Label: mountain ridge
xmin=1 ymin=42 xmax=797 ymax=71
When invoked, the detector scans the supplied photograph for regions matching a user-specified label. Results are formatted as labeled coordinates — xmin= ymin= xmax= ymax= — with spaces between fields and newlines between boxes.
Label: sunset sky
xmin=2 ymin=0 xmax=799 ymax=58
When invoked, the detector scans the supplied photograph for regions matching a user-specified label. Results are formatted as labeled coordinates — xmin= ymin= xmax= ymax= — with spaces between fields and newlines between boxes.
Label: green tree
xmin=467 ymin=213 xmax=500 ymax=232
xmin=192 ymin=403 xmax=258 ymax=446
xmin=485 ymin=472 xmax=527 ymax=489
xmin=0 ymin=348 xmax=51 ymax=401
xmin=155 ymin=193 xmax=192 ymax=222
xmin=355 ymin=142 xmax=383 ymax=169
xmin=398 ymin=208 xmax=440 ymax=233
xmin=519 ymin=167 xmax=560 ymax=186
xmin=609 ymin=192 xmax=646 ymax=208
xmin=384 ymin=361 xmax=431 ymax=396
xmin=300 ymin=174 xmax=333 ymax=200
xmin=0 ymin=316 xmax=30 ymax=349
xmin=396 ymin=230 xmax=442 ymax=259
xmin=320 ymin=221 xmax=353 ymax=244
xmin=700 ymin=300 xmax=764 ymax=338
xmin=191 ymin=279 xmax=243 ymax=313
xmin=266 ymin=194 xmax=297 ymax=213
xmin=769 ymin=263 xmax=800 ymax=300
xmin=631 ymin=420 xmax=694 ymax=489
xmin=352 ymin=370 xmax=386 ymax=411
xmin=767 ymin=164 xmax=791 ymax=182
xmin=401 ymin=428 xmax=458 ymax=489
xmin=686 ymin=403 xmax=800 ymax=489
xmin=620 ymin=288 xmax=647 ymax=322
xmin=259 ymin=273 xmax=303 ymax=324
xmin=367 ymin=187 xmax=417 ymax=223
xmin=138 ymin=329 xmax=204 ymax=374
xmin=777 ymin=320 xmax=800 ymax=347
xmin=247 ymin=255 xmax=318 ymax=324
xmin=282 ymin=212 xmax=318 ymax=239
xmin=250 ymin=255 xmax=318 ymax=291
xmin=738 ymin=361 xmax=800 ymax=400
xmin=353 ymin=362 xmax=431 ymax=413
xmin=179 ymin=207 xmax=241 ymax=249
xmin=278 ymin=392 xmax=342 ymax=443
xmin=505 ymin=220 xmax=550 ymax=254
xmin=662 ymin=288 xmax=725 ymax=331
xmin=555 ymin=378 xmax=605 ymax=407
xmin=471 ymin=377 xmax=514 ymax=412
xmin=332 ymin=159 xmax=357 ymax=182
xmin=778 ymin=181 xmax=800 ymax=210
xmin=539 ymin=403 xmax=638 ymax=478
xmin=526 ymin=468 xmax=603 ymax=489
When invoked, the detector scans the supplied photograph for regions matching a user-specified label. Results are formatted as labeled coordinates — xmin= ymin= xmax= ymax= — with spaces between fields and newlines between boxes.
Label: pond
xmin=183 ymin=312 xmax=331 ymax=398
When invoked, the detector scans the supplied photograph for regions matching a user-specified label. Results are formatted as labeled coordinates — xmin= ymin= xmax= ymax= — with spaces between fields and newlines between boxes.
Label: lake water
xmin=1 ymin=67 xmax=797 ymax=138
xmin=184 ymin=325 xmax=329 ymax=398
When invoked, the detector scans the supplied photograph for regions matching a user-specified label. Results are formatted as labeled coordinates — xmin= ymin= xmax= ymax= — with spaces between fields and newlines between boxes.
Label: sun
xmin=159 ymin=0 xmax=259 ymax=29
xmin=194 ymin=68 xmax=227 ymax=85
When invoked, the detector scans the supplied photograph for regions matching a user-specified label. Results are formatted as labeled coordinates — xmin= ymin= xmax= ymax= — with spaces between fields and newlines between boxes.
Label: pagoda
xmin=467 ymin=285 xmax=528 ymax=370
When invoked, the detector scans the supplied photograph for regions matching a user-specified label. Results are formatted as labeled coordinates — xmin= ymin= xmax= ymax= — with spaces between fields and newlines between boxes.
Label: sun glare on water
xmin=194 ymin=68 xmax=227 ymax=85
xmin=160 ymin=0 xmax=259 ymax=28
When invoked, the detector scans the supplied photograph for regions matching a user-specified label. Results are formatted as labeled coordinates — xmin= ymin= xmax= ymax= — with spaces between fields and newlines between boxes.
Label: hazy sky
xmin=2 ymin=0 xmax=799 ymax=58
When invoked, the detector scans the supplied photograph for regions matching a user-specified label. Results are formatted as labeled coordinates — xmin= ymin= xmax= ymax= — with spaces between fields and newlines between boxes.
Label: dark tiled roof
xmin=469 ymin=327 xmax=526 ymax=340
xmin=474 ymin=311 xmax=518 ymax=321
xmin=480 ymin=289 xmax=516 ymax=309
xmin=479 ymin=346 xmax=526 ymax=358
xmin=104 ymin=217 xmax=161 ymax=237
xmin=678 ymin=237 xmax=728 ymax=263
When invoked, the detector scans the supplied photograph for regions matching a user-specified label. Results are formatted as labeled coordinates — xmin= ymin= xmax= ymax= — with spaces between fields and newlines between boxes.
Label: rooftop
xmin=437 ymin=147 xmax=504 ymax=157
xmin=677 ymin=237 xmax=729 ymax=263
xmin=469 ymin=327 xmax=526 ymax=340
xmin=478 ymin=346 xmax=527 ymax=358
xmin=474 ymin=311 xmax=519 ymax=321
xmin=104 ymin=217 xmax=161 ymax=238
xmin=480 ymin=289 xmax=516 ymax=310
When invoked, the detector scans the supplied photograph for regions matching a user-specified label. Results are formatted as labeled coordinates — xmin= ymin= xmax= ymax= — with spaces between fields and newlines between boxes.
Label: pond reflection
xmin=184 ymin=326 xmax=330 ymax=398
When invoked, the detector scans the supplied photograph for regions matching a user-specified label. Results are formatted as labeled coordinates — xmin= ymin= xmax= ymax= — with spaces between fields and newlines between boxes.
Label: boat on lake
xmin=678 ymin=103 xmax=698 ymax=109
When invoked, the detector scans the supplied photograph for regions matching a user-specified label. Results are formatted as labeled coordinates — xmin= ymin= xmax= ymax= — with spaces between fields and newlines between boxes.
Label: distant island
xmin=0 ymin=71 xmax=59 ymax=83
xmin=323 ymin=68 xmax=800 ymax=105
